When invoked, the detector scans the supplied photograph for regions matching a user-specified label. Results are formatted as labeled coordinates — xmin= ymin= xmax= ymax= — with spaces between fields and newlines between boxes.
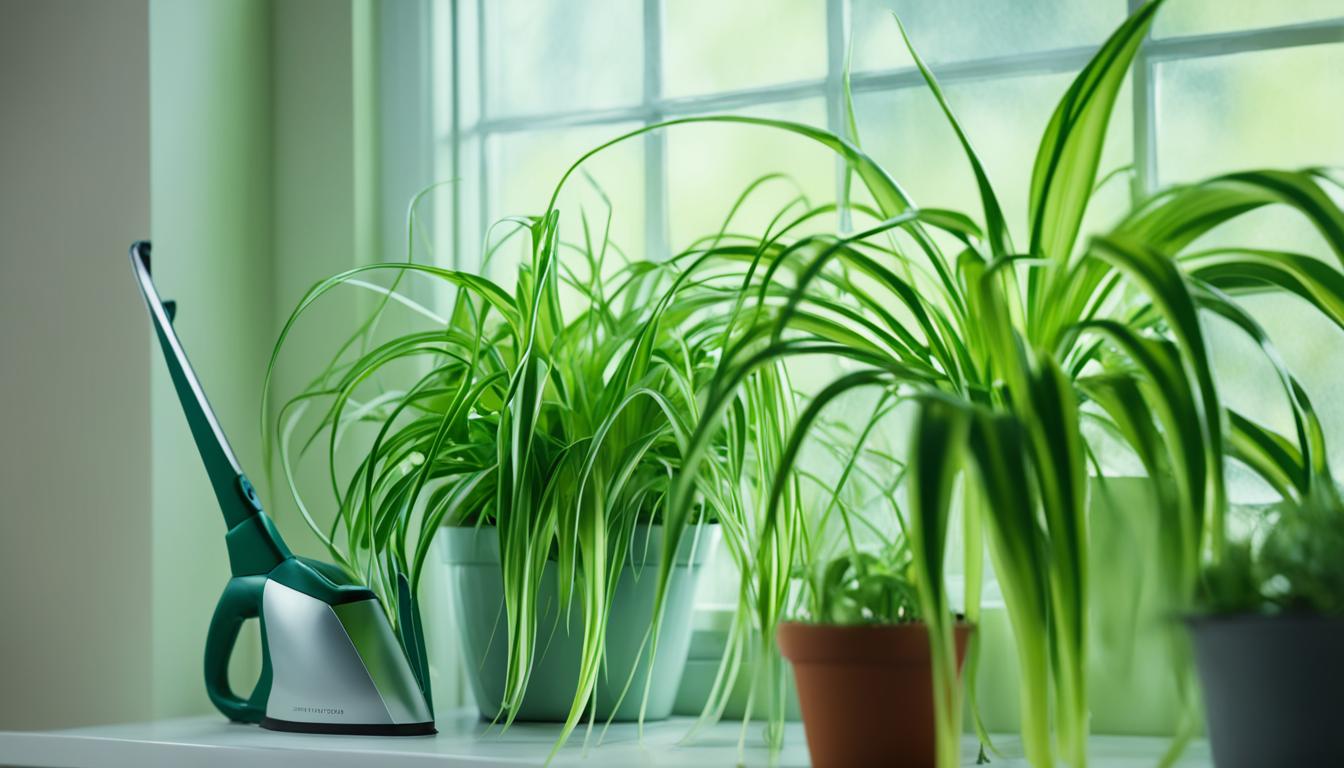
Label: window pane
xmin=485 ymin=123 xmax=645 ymax=281
xmin=663 ymin=0 xmax=826 ymax=97
xmin=484 ymin=0 xmax=642 ymax=117
xmin=1156 ymin=45 xmax=1344 ymax=186
xmin=1154 ymin=0 xmax=1344 ymax=38
xmin=1155 ymin=43 xmax=1344 ymax=483
xmin=851 ymin=0 xmax=1123 ymax=72
xmin=852 ymin=72 xmax=1132 ymax=247
xmin=665 ymin=99 xmax=833 ymax=250
xmin=1155 ymin=44 xmax=1344 ymax=255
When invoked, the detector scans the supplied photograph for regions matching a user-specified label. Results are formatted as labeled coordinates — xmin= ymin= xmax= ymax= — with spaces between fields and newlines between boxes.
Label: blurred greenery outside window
xmin=427 ymin=1 xmax=1344 ymax=610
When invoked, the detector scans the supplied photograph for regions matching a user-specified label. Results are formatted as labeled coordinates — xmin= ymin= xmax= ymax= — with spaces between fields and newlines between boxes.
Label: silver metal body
xmin=261 ymin=581 xmax=433 ymax=731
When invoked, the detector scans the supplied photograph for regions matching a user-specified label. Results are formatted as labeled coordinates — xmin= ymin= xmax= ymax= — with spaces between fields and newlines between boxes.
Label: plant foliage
xmin=1201 ymin=484 xmax=1344 ymax=616
xmin=263 ymin=1 xmax=1344 ymax=765
xmin=648 ymin=1 xmax=1344 ymax=766
xmin=263 ymin=175 xmax=813 ymax=753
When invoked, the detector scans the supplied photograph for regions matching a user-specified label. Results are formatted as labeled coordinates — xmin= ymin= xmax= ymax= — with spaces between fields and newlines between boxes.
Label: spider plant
xmin=260 ymin=173 xmax=809 ymax=754
xmin=608 ymin=1 xmax=1344 ymax=766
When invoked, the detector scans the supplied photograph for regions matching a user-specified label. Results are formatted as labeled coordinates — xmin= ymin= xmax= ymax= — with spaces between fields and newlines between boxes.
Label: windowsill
xmin=0 ymin=711 xmax=1216 ymax=767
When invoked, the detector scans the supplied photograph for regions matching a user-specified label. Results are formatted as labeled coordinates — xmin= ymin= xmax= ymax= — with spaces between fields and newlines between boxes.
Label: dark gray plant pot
xmin=1188 ymin=614 xmax=1344 ymax=768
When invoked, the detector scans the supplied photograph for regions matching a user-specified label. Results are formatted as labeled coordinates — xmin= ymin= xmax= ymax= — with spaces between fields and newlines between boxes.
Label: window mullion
xmin=826 ymin=0 xmax=851 ymax=233
xmin=1146 ymin=16 xmax=1344 ymax=63
xmin=1129 ymin=0 xmax=1157 ymax=202
xmin=644 ymin=0 xmax=669 ymax=260
xmin=447 ymin=0 xmax=462 ymax=269
xmin=475 ymin=0 xmax=489 ymax=263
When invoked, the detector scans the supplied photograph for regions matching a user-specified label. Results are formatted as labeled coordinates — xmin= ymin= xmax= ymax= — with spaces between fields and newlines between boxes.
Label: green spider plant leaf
xmin=1184 ymin=247 xmax=1344 ymax=332
xmin=259 ymin=3 xmax=1344 ymax=764
xmin=965 ymin=408 xmax=1053 ymax=768
xmin=1030 ymin=0 xmax=1161 ymax=268
xmin=1089 ymin=234 xmax=1227 ymax=557
xmin=1117 ymin=170 xmax=1344 ymax=267
xmin=1023 ymin=355 xmax=1089 ymax=767
xmin=1078 ymin=320 xmax=1206 ymax=591
xmin=1227 ymin=410 xmax=1307 ymax=502
xmin=892 ymin=13 xmax=1011 ymax=259
xmin=1190 ymin=282 xmax=1325 ymax=485
xmin=906 ymin=394 xmax=971 ymax=768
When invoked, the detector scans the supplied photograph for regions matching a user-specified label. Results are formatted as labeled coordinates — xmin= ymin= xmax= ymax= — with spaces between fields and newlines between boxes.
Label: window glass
xmin=853 ymin=72 xmax=1132 ymax=247
xmin=436 ymin=0 xmax=1344 ymax=597
xmin=433 ymin=135 xmax=483 ymax=272
xmin=484 ymin=0 xmax=643 ymax=117
xmin=485 ymin=123 xmax=645 ymax=281
xmin=1156 ymin=45 xmax=1344 ymax=187
xmin=1154 ymin=0 xmax=1344 ymax=38
xmin=663 ymin=0 xmax=826 ymax=96
xmin=851 ymin=0 xmax=1123 ymax=72
xmin=665 ymin=98 xmax=832 ymax=249
xmin=1156 ymin=43 xmax=1344 ymax=485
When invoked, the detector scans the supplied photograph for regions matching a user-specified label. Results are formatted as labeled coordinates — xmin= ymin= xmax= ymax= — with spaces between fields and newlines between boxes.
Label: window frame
xmin=430 ymin=0 xmax=1344 ymax=607
xmin=434 ymin=0 xmax=1344 ymax=267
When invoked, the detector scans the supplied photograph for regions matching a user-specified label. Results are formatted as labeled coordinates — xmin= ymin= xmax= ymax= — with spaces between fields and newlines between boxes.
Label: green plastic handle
xmin=204 ymin=575 xmax=271 ymax=723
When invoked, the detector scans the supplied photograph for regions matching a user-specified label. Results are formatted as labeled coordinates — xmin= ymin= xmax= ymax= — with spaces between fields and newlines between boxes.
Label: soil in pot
xmin=1188 ymin=614 xmax=1344 ymax=768
xmin=778 ymin=621 xmax=971 ymax=768
xmin=441 ymin=523 xmax=719 ymax=722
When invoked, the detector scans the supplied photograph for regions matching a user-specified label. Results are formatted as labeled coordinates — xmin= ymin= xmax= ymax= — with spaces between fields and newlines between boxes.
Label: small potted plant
xmin=1189 ymin=484 xmax=1344 ymax=768
xmin=779 ymin=546 xmax=970 ymax=768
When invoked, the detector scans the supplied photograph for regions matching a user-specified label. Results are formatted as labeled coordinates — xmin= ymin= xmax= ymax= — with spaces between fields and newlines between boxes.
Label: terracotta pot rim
xmin=777 ymin=619 xmax=975 ymax=630
xmin=776 ymin=620 xmax=974 ymax=665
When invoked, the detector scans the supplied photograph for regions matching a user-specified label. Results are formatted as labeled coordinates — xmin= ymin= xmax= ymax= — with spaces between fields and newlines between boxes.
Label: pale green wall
xmin=970 ymin=479 xmax=1192 ymax=738
xmin=0 ymin=0 xmax=154 ymax=731
xmin=266 ymin=0 xmax=362 ymax=561
xmin=148 ymin=0 xmax=382 ymax=720
xmin=147 ymin=0 xmax=276 ymax=719
xmin=0 ymin=0 xmax=396 ymax=729
xmin=3 ymin=0 xmax=460 ymax=730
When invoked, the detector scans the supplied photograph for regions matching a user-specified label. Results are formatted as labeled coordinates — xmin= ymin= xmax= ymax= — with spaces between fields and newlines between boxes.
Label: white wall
xmin=0 ymin=0 xmax=154 ymax=730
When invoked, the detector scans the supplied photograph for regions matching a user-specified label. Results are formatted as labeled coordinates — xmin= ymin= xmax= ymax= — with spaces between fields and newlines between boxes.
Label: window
xmin=434 ymin=2 xmax=1341 ymax=248
xmin=431 ymin=1 xmax=1344 ymax=571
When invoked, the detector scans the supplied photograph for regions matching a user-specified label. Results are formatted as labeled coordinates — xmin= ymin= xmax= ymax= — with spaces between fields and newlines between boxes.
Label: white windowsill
xmin=0 ymin=711 xmax=1217 ymax=767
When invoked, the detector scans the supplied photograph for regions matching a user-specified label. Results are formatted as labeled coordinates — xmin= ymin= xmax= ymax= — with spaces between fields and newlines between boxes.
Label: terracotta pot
xmin=777 ymin=621 xmax=971 ymax=768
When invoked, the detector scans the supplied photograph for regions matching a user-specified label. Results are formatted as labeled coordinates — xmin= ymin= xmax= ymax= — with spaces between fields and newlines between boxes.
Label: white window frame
xmin=434 ymin=0 xmax=1344 ymax=267
xmin=427 ymin=1 xmax=1343 ymax=606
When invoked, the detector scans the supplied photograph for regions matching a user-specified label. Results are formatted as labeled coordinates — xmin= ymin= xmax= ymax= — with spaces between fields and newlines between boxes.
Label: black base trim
xmin=261 ymin=717 xmax=437 ymax=736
